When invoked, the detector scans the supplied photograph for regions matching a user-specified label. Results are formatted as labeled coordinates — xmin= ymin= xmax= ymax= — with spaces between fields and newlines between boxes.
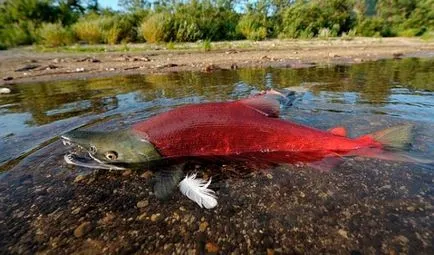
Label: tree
xmin=118 ymin=0 xmax=148 ymax=11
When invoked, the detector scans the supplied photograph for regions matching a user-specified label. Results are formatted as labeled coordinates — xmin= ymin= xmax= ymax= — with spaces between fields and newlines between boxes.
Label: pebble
xmin=205 ymin=242 xmax=219 ymax=253
xmin=338 ymin=229 xmax=349 ymax=239
xmin=151 ymin=213 xmax=161 ymax=222
xmin=299 ymin=191 xmax=305 ymax=198
xmin=406 ymin=206 xmax=415 ymax=212
xmin=199 ymin=221 xmax=208 ymax=232
xmin=100 ymin=213 xmax=115 ymax=224
xmin=202 ymin=64 xmax=220 ymax=72
xmin=394 ymin=235 xmax=409 ymax=244
xmin=0 ymin=87 xmax=11 ymax=94
xmin=380 ymin=184 xmax=392 ymax=190
xmin=76 ymin=67 xmax=85 ymax=72
xmin=328 ymin=52 xmax=340 ymax=58
xmin=122 ymin=169 xmax=132 ymax=176
xmin=74 ymin=175 xmax=85 ymax=183
xmin=393 ymin=52 xmax=403 ymax=59
xmin=74 ymin=222 xmax=92 ymax=238
xmin=140 ymin=171 xmax=153 ymax=179
xmin=137 ymin=212 xmax=147 ymax=221
xmin=137 ymin=200 xmax=149 ymax=208
xmin=52 ymin=58 xmax=64 ymax=63
xmin=71 ymin=207 xmax=81 ymax=215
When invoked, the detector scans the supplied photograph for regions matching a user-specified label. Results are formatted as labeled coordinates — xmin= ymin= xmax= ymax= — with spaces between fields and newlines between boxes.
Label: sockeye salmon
xmin=61 ymin=89 xmax=427 ymax=208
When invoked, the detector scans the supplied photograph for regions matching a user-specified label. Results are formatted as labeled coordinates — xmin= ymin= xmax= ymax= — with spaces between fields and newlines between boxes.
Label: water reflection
xmin=0 ymin=58 xmax=433 ymax=167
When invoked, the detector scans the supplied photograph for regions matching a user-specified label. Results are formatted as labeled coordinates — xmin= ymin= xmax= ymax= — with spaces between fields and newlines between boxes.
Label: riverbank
xmin=1 ymin=37 xmax=434 ymax=86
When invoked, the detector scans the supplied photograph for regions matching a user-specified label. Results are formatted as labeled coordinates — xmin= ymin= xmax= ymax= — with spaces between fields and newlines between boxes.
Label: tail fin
xmin=356 ymin=124 xmax=433 ymax=165
xmin=366 ymin=124 xmax=414 ymax=150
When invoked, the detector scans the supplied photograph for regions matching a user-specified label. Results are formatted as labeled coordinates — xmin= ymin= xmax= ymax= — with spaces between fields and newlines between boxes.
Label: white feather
xmin=179 ymin=174 xmax=218 ymax=209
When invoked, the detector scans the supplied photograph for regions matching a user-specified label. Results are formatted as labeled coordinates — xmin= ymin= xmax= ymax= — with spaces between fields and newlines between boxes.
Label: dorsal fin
xmin=239 ymin=94 xmax=280 ymax=117
xmin=328 ymin=126 xmax=347 ymax=137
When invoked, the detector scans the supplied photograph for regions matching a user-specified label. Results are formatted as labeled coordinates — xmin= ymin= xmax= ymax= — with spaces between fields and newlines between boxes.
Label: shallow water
xmin=1 ymin=58 xmax=433 ymax=169
xmin=0 ymin=58 xmax=433 ymax=254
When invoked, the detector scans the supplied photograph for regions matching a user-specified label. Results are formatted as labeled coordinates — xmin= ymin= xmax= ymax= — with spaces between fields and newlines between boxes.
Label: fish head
xmin=61 ymin=129 xmax=162 ymax=169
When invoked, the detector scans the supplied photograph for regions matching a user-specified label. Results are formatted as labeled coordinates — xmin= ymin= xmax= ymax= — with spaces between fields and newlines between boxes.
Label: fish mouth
xmin=61 ymin=135 xmax=125 ymax=170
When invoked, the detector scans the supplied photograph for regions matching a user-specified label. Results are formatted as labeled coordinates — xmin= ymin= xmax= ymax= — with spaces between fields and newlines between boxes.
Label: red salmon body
xmin=132 ymin=97 xmax=383 ymax=165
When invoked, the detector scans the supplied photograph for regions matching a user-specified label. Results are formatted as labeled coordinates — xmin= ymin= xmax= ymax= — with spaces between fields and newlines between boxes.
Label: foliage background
xmin=0 ymin=0 xmax=432 ymax=49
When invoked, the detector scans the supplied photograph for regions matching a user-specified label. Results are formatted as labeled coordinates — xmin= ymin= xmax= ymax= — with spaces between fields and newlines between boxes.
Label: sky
xmin=99 ymin=0 xmax=121 ymax=11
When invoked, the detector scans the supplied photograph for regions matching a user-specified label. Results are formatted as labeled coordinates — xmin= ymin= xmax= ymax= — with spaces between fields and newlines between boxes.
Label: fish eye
xmin=104 ymin=151 xmax=118 ymax=161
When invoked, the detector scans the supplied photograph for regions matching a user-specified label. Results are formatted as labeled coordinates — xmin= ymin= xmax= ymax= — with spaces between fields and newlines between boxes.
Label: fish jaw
xmin=61 ymin=129 xmax=162 ymax=169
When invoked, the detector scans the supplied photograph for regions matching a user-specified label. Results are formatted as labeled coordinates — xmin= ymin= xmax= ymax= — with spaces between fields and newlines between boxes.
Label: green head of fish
xmin=61 ymin=129 xmax=162 ymax=168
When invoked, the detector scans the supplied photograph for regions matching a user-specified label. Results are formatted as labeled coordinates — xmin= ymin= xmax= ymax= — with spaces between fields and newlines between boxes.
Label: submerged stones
xmin=136 ymin=200 xmax=149 ymax=208
xmin=74 ymin=221 xmax=92 ymax=238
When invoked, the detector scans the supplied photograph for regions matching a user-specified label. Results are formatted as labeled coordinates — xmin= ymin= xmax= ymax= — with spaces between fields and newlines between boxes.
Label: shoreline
xmin=1 ymin=37 xmax=434 ymax=85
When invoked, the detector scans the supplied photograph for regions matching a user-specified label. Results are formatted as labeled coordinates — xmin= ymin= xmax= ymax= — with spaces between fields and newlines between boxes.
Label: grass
xmin=202 ymin=40 xmax=212 ymax=52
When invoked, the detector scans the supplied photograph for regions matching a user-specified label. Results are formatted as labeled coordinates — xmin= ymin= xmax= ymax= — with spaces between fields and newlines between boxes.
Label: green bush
xmin=279 ymin=0 xmax=356 ymax=39
xmin=356 ymin=17 xmax=394 ymax=37
xmin=139 ymin=12 xmax=172 ymax=43
xmin=38 ymin=23 xmax=74 ymax=47
xmin=72 ymin=16 xmax=102 ymax=44
xmin=237 ymin=13 xmax=268 ymax=41
xmin=0 ymin=22 xmax=37 ymax=47
xmin=318 ymin=28 xmax=337 ymax=39
xmin=420 ymin=31 xmax=434 ymax=40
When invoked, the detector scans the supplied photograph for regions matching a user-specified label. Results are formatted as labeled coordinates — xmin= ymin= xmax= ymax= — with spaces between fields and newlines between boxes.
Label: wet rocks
xmin=156 ymin=63 xmax=178 ymax=69
xmin=328 ymin=52 xmax=340 ymax=58
xmin=202 ymin=64 xmax=220 ymax=72
xmin=77 ymin=57 xmax=100 ymax=63
xmin=115 ymin=55 xmax=151 ymax=62
xmin=45 ymin=64 xmax=59 ymax=70
xmin=393 ymin=52 xmax=404 ymax=59
xmin=0 ymin=87 xmax=11 ymax=94
xmin=74 ymin=221 xmax=92 ymax=238
xmin=15 ymin=64 xmax=40 ymax=72
xmin=52 ymin=58 xmax=65 ymax=63
xmin=225 ymin=49 xmax=238 ymax=54
xmin=124 ymin=66 xmax=140 ymax=70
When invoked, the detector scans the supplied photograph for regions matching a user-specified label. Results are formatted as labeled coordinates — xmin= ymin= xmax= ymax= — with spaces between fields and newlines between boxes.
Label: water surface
xmin=1 ymin=58 xmax=433 ymax=169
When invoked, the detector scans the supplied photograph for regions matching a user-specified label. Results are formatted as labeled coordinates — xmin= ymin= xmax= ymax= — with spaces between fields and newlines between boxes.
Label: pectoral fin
xmin=153 ymin=164 xmax=185 ymax=200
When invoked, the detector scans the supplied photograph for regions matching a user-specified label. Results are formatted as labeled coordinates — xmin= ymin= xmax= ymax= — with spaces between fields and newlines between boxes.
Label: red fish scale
xmin=132 ymin=100 xmax=381 ymax=164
